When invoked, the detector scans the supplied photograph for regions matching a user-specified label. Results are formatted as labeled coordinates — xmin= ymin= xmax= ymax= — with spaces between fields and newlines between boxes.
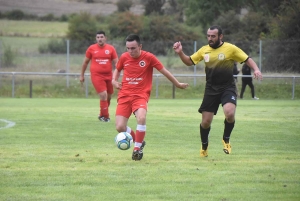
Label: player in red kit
xmin=80 ymin=31 xmax=118 ymax=122
xmin=112 ymin=34 xmax=189 ymax=161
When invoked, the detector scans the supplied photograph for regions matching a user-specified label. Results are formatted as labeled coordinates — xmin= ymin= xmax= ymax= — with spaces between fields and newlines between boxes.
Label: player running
xmin=173 ymin=25 xmax=262 ymax=157
xmin=112 ymin=34 xmax=189 ymax=161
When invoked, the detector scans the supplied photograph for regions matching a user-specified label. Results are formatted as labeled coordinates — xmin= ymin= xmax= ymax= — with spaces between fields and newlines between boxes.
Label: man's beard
xmin=209 ymin=38 xmax=221 ymax=48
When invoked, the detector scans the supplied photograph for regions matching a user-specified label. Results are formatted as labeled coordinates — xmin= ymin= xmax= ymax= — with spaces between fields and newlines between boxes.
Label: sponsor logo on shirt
xmin=204 ymin=54 xmax=209 ymax=62
xmin=105 ymin=50 xmax=110 ymax=54
xmin=96 ymin=59 xmax=109 ymax=64
xmin=139 ymin=60 xmax=146 ymax=67
xmin=126 ymin=77 xmax=143 ymax=85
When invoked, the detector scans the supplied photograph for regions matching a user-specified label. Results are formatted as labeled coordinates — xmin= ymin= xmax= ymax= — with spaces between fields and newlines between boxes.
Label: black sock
xmin=200 ymin=124 xmax=210 ymax=150
xmin=223 ymin=119 xmax=235 ymax=143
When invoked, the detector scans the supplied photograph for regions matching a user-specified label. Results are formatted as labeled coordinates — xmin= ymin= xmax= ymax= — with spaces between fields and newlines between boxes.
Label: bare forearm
xmin=177 ymin=51 xmax=193 ymax=66
xmin=246 ymin=58 xmax=259 ymax=71
xmin=160 ymin=68 xmax=180 ymax=86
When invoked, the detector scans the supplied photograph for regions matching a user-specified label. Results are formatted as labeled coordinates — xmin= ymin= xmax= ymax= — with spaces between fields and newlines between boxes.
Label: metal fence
xmin=0 ymin=38 xmax=299 ymax=74
xmin=0 ymin=72 xmax=299 ymax=100
xmin=0 ymin=37 xmax=300 ymax=99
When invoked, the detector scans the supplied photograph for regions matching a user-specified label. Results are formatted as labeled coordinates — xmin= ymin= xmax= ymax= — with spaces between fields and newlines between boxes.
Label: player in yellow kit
xmin=173 ymin=25 xmax=262 ymax=157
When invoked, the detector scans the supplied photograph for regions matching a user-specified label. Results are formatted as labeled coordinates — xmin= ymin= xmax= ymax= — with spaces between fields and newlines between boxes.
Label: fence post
xmin=29 ymin=80 xmax=32 ymax=98
xmin=259 ymin=40 xmax=262 ymax=71
xmin=172 ymin=84 xmax=175 ymax=99
xmin=85 ymin=75 xmax=89 ymax=98
xmin=12 ymin=73 xmax=15 ymax=98
xmin=292 ymin=76 xmax=295 ymax=100
xmin=66 ymin=39 xmax=70 ymax=88
xmin=193 ymin=41 xmax=197 ymax=86
xmin=155 ymin=75 xmax=159 ymax=98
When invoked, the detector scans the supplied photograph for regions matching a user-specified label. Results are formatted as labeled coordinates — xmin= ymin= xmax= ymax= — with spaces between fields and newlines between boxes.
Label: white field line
xmin=0 ymin=119 xmax=16 ymax=130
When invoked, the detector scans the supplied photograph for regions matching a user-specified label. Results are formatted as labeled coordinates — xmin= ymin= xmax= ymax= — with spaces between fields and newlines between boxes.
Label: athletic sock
xmin=126 ymin=126 xmax=136 ymax=142
xmin=223 ymin=119 xmax=235 ymax=143
xmin=100 ymin=100 xmax=109 ymax=118
xmin=200 ymin=124 xmax=210 ymax=150
xmin=134 ymin=125 xmax=146 ymax=150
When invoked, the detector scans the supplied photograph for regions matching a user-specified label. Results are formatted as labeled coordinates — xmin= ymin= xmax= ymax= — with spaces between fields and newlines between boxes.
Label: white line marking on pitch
xmin=0 ymin=119 xmax=16 ymax=130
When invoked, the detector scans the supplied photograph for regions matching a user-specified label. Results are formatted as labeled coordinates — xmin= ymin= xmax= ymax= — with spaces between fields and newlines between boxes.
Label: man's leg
xmin=200 ymin=112 xmax=214 ymax=157
xmin=99 ymin=90 xmax=109 ymax=120
xmin=222 ymin=102 xmax=236 ymax=154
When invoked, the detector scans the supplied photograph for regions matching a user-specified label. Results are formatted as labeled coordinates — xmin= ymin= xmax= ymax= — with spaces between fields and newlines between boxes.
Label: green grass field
xmin=0 ymin=98 xmax=299 ymax=201
xmin=0 ymin=20 xmax=68 ymax=37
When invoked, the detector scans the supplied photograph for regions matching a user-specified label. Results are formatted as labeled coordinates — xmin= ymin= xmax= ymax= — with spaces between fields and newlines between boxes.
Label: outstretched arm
xmin=159 ymin=67 xmax=189 ymax=89
xmin=173 ymin=41 xmax=194 ymax=66
xmin=245 ymin=58 xmax=263 ymax=80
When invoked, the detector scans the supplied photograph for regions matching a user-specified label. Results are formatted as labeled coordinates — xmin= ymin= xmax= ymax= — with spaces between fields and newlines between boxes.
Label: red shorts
xmin=91 ymin=75 xmax=113 ymax=94
xmin=116 ymin=95 xmax=148 ymax=118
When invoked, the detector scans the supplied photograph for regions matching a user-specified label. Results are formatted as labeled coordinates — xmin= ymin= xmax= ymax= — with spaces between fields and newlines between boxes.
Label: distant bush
xmin=2 ymin=45 xmax=17 ymax=67
xmin=40 ymin=14 xmax=56 ymax=21
xmin=38 ymin=39 xmax=66 ymax=54
xmin=0 ymin=9 xmax=70 ymax=21
xmin=6 ymin=9 xmax=25 ymax=20
xmin=117 ymin=0 xmax=133 ymax=12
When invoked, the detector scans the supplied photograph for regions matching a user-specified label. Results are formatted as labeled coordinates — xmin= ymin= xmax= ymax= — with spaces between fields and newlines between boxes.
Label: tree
xmin=143 ymin=0 xmax=165 ymax=15
xmin=263 ymin=0 xmax=300 ymax=72
xmin=181 ymin=0 xmax=245 ymax=27
xmin=67 ymin=12 xmax=97 ymax=42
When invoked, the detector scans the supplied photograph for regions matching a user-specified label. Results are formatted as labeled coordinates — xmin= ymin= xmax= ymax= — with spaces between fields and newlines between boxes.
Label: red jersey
xmin=86 ymin=43 xmax=118 ymax=79
xmin=116 ymin=50 xmax=164 ymax=100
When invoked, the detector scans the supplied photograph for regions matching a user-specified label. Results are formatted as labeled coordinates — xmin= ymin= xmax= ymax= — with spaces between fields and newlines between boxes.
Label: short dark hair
xmin=96 ymin=31 xmax=105 ymax=35
xmin=125 ymin=34 xmax=141 ymax=45
xmin=209 ymin=25 xmax=223 ymax=36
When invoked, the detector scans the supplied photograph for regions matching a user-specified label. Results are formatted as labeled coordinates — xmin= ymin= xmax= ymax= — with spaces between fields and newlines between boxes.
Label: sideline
xmin=0 ymin=119 xmax=16 ymax=130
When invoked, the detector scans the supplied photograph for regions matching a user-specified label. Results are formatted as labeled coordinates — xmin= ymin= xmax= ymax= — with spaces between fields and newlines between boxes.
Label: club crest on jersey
xmin=105 ymin=50 xmax=110 ymax=54
xmin=139 ymin=60 xmax=146 ymax=67
xmin=218 ymin=53 xmax=225 ymax=60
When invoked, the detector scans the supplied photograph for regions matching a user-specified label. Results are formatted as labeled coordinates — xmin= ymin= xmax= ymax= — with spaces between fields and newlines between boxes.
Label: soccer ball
xmin=115 ymin=132 xmax=133 ymax=150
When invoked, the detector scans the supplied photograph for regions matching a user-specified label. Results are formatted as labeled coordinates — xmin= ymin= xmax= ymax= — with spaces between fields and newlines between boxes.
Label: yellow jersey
xmin=190 ymin=42 xmax=248 ymax=87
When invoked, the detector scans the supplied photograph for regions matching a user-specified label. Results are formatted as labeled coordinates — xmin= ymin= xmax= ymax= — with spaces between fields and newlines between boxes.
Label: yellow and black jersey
xmin=190 ymin=42 xmax=248 ymax=89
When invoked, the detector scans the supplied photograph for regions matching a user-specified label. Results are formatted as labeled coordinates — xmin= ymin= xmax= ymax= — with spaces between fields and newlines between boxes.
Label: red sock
xmin=100 ymin=100 xmax=109 ymax=118
xmin=99 ymin=100 xmax=102 ymax=117
xmin=134 ymin=130 xmax=145 ymax=150
xmin=130 ymin=130 xmax=136 ymax=142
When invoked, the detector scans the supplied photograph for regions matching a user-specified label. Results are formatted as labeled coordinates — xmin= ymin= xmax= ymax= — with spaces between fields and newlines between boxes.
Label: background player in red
xmin=112 ymin=34 xmax=189 ymax=161
xmin=80 ymin=31 xmax=118 ymax=122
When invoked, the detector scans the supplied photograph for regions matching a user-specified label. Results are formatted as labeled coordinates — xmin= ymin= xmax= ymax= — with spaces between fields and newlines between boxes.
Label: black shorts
xmin=198 ymin=87 xmax=237 ymax=115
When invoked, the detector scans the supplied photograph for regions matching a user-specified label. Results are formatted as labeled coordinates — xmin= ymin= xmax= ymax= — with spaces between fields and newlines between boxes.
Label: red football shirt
xmin=86 ymin=43 xmax=118 ymax=79
xmin=116 ymin=50 xmax=164 ymax=100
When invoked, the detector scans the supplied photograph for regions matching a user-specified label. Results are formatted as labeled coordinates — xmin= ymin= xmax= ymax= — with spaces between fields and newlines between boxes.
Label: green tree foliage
xmin=143 ymin=0 xmax=165 ymax=15
xmin=263 ymin=0 xmax=300 ymax=72
xmin=117 ymin=0 xmax=133 ymax=12
xmin=182 ymin=0 xmax=245 ymax=27
xmin=108 ymin=12 xmax=143 ymax=39
xmin=66 ymin=12 xmax=98 ymax=53
xmin=213 ymin=10 xmax=270 ymax=54
xmin=107 ymin=12 xmax=202 ymax=55
xmin=245 ymin=0 xmax=284 ymax=16
xmin=67 ymin=12 xmax=97 ymax=42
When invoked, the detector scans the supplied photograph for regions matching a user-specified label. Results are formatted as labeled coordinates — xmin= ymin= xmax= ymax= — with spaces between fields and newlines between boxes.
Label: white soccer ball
xmin=115 ymin=132 xmax=133 ymax=150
